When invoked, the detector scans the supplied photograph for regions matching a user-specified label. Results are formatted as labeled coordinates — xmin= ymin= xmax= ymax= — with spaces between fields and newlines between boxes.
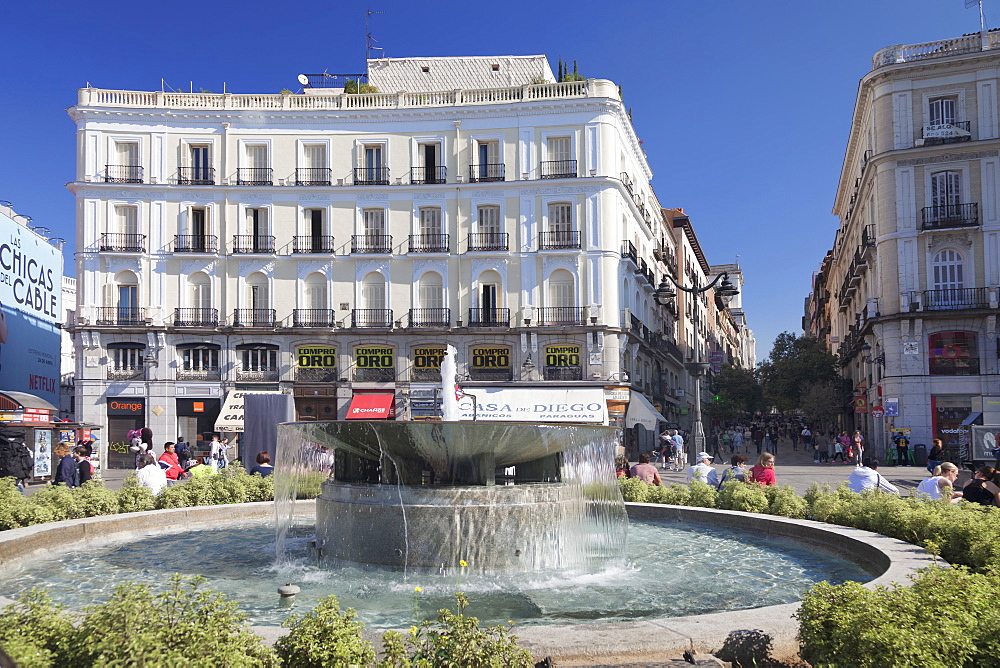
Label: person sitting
xmin=847 ymin=457 xmax=899 ymax=494
xmin=74 ymin=446 xmax=94 ymax=485
xmin=962 ymin=466 xmax=1000 ymax=507
xmin=136 ymin=453 xmax=168 ymax=495
xmin=686 ymin=451 xmax=719 ymax=486
xmin=250 ymin=451 xmax=274 ymax=477
xmin=718 ymin=454 xmax=750 ymax=487
xmin=628 ymin=453 xmax=661 ymax=486
xmin=915 ymin=461 xmax=963 ymax=503
xmin=53 ymin=442 xmax=79 ymax=487
xmin=614 ymin=454 xmax=630 ymax=478
xmin=749 ymin=452 xmax=777 ymax=486
xmin=157 ymin=442 xmax=185 ymax=481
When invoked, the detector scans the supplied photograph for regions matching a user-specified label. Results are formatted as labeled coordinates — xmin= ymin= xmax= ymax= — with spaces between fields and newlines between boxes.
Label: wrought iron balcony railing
xmin=469 ymin=163 xmax=505 ymax=182
xmin=351 ymin=234 xmax=392 ymax=254
xmin=921 ymin=120 xmax=971 ymax=145
xmin=104 ymin=165 xmax=143 ymax=183
xmin=354 ymin=367 xmax=395 ymax=382
xmin=540 ymin=159 xmax=577 ymax=179
xmin=544 ymin=367 xmax=583 ymax=381
xmin=96 ymin=307 xmax=146 ymax=326
xmin=100 ymin=233 xmax=145 ymax=252
xmin=621 ymin=240 xmax=637 ymax=264
xmin=920 ymin=203 xmax=979 ymax=230
xmin=232 ymin=235 xmax=275 ymax=254
xmin=411 ymin=166 xmax=446 ymax=184
xmin=293 ymin=309 xmax=336 ymax=327
xmin=295 ymin=167 xmax=331 ymax=186
xmin=354 ymin=167 xmax=389 ymax=185
xmin=236 ymin=167 xmax=273 ymax=186
xmin=352 ymin=308 xmax=393 ymax=328
xmin=176 ymin=368 xmax=222 ymax=381
xmin=295 ymin=367 xmax=338 ymax=382
xmin=467 ymin=232 xmax=508 ymax=251
xmin=408 ymin=234 xmax=449 ymax=253
xmin=408 ymin=308 xmax=450 ymax=328
xmin=621 ymin=171 xmax=634 ymax=194
xmin=233 ymin=309 xmax=276 ymax=327
xmin=539 ymin=230 xmax=581 ymax=249
xmin=536 ymin=307 xmax=585 ymax=326
xmin=177 ymin=167 xmax=215 ymax=185
xmin=468 ymin=308 xmax=510 ymax=327
xmin=293 ymin=235 xmax=335 ymax=253
xmin=173 ymin=308 xmax=218 ymax=327
xmin=173 ymin=235 xmax=218 ymax=253
xmin=236 ymin=368 xmax=280 ymax=382
xmin=107 ymin=367 xmax=145 ymax=381
xmin=919 ymin=288 xmax=990 ymax=311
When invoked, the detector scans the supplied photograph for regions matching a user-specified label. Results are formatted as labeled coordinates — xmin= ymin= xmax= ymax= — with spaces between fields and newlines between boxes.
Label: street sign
xmin=884 ymin=398 xmax=899 ymax=417
xmin=871 ymin=406 xmax=885 ymax=419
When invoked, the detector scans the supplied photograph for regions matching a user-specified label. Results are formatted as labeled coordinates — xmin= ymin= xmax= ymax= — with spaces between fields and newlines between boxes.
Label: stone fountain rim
xmin=0 ymin=500 xmax=938 ymax=664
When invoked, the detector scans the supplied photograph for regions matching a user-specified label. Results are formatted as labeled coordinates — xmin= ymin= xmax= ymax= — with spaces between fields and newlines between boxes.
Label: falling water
xmin=440 ymin=344 xmax=460 ymax=421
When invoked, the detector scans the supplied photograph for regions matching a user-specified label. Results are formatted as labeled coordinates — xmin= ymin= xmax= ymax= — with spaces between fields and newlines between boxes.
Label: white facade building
xmin=67 ymin=55 xmax=745 ymax=466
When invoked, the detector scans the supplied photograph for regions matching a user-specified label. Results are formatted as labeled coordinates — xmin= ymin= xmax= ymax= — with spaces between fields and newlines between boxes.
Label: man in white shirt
xmin=686 ymin=451 xmax=719 ymax=486
xmin=848 ymin=457 xmax=899 ymax=494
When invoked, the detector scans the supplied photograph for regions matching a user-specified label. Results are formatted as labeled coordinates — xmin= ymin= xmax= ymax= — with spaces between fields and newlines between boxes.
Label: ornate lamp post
xmin=654 ymin=272 xmax=739 ymax=465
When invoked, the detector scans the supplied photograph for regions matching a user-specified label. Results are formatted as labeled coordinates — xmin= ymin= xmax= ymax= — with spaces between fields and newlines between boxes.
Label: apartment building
xmin=816 ymin=32 xmax=1000 ymax=460
xmin=67 ymin=55 xmax=747 ymax=466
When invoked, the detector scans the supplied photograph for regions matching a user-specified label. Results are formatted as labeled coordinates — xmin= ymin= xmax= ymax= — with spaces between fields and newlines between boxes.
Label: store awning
xmin=960 ymin=412 xmax=983 ymax=427
xmin=0 ymin=391 xmax=58 ymax=413
xmin=346 ymin=393 xmax=396 ymax=420
xmin=625 ymin=390 xmax=667 ymax=429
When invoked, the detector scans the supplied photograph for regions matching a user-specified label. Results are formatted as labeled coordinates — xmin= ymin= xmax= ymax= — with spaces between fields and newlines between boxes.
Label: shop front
xmin=455 ymin=386 xmax=606 ymax=423
xmin=543 ymin=344 xmax=583 ymax=381
xmin=106 ymin=397 xmax=145 ymax=468
xmin=175 ymin=398 xmax=221 ymax=444
xmin=345 ymin=392 xmax=396 ymax=419
xmin=0 ymin=390 xmax=101 ymax=481
xmin=932 ymin=394 xmax=973 ymax=462
xmin=625 ymin=390 xmax=668 ymax=455
xmin=294 ymin=345 xmax=339 ymax=421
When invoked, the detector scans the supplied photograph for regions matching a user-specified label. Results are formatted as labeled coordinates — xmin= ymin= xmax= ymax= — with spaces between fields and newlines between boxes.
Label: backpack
xmin=175 ymin=441 xmax=190 ymax=459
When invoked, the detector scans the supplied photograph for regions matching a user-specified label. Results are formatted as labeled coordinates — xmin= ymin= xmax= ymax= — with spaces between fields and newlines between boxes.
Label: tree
xmin=757 ymin=332 xmax=849 ymax=416
xmin=706 ymin=364 xmax=764 ymax=423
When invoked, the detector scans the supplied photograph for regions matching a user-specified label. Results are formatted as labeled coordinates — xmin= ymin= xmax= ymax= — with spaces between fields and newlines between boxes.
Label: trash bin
xmin=913 ymin=443 xmax=927 ymax=468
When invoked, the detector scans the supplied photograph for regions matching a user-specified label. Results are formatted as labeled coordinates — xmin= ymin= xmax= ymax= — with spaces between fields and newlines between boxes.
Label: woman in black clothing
xmin=926 ymin=439 xmax=944 ymax=473
xmin=962 ymin=466 xmax=1000 ymax=507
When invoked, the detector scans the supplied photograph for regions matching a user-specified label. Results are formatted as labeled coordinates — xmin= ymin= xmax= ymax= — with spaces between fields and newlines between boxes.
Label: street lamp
xmin=654 ymin=272 xmax=739 ymax=465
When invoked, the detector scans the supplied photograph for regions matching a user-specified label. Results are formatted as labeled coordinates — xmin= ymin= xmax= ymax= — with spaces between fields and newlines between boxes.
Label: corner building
xmin=824 ymin=33 xmax=1000 ymax=460
xmin=68 ymin=55 xmax=746 ymax=466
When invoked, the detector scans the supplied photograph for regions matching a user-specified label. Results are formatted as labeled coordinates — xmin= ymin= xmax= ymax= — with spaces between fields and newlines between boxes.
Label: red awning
xmin=345 ymin=393 xmax=396 ymax=420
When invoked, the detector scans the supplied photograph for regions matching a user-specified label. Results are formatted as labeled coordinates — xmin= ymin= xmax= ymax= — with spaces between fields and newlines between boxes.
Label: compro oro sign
xmin=457 ymin=387 xmax=607 ymax=423
xmin=214 ymin=391 xmax=282 ymax=432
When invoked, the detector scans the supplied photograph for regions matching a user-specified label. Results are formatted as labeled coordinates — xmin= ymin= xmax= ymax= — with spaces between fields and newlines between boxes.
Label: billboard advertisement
xmin=0 ymin=211 xmax=62 ymax=407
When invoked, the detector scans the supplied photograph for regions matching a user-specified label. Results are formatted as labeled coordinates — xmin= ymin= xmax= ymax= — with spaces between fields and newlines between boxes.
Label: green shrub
xmin=686 ymin=481 xmax=718 ymax=508
xmin=617 ymin=476 xmax=649 ymax=503
xmin=0 ymin=589 xmax=73 ymax=667
xmin=75 ymin=480 xmax=120 ymax=517
xmin=380 ymin=592 xmax=533 ymax=667
xmin=275 ymin=595 xmax=375 ymax=667
xmin=797 ymin=566 xmax=1000 ymax=667
xmin=764 ymin=485 xmax=808 ymax=518
xmin=717 ymin=479 xmax=769 ymax=514
xmin=115 ymin=475 xmax=155 ymax=513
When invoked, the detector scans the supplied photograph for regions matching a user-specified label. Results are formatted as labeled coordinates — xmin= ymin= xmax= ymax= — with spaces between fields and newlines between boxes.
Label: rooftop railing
xmin=873 ymin=31 xmax=1000 ymax=70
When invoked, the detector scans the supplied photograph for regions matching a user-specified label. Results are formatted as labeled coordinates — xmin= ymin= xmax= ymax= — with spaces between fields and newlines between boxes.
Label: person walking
xmin=852 ymin=430 xmax=866 ymax=465
xmin=752 ymin=425 xmax=765 ymax=455
xmin=800 ymin=426 xmax=812 ymax=453
xmin=893 ymin=432 xmax=910 ymax=467
xmin=767 ymin=428 xmax=779 ymax=455
xmin=790 ymin=427 xmax=800 ymax=452
xmin=732 ymin=429 xmax=745 ymax=454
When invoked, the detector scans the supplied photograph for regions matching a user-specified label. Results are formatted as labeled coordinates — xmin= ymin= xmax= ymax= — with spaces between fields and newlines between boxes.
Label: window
xmin=471 ymin=140 xmax=503 ymax=182
xmin=115 ymin=205 xmax=138 ymax=236
xmin=929 ymin=97 xmax=957 ymax=126
xmin=298 ymin=145 xmax=329 ymax=185
xmin=418 ymin=272 xmax=444 ymax=309
xmin=246 ymin=208 xmax=269 ymax=236
xmin=305 ymin=272 xmax=328 ymax=309
xmin=189 ymin=273 xmax=211 ymax=309
xmin=361 ymin=272 xmax=386 ymax=310
xmin=932 ymin=249 xmax=964 ymax=291
xmin=184 ymin=145 xmax=212 ymax=183
xmin=477 ymin=205 xmax=501 ymax=233
xmin=479 ymin=270 xmax=502 ymax=310
xmin=116 ymin=141 xmax=139 ymax=166
xmin=191 ymin=207 xmax=207 ymax=238
xmin=108 ymin=142 xmax=141 ymax=183
xmin=477 ymin=140 xmax=499 ymax=166
xmin=109 ymin=344 xmax=144 ymax=371
xmin=363 ymin=144 xmax=383 ymax=170
xmin=246 ymin=144 xmax=268 ymax=169
xmin=931 ymin=171 xmax=962 ymax=208
xmin=112 ymin=270 xmax=139 ymax=324
xmin=548 ymin=269 xmax=575 ymax=307
xmin=363 ymin=208 xmax=386 ymax=236
xmin=547 ymin=136 xmax=571 ymax=163
xmin=239 ymin=345 xmax=278 ymax=371
xmin=178 ymin=344 xmax=221 ymax=372
xmin=928 ymin=331 xmax=978 ymax=375
xmin=246 ymin=272 xmax=270 ymax=310
xmin=548 ymin=203 xmax=572 ymax=233
xmin=542 ymin=136 xmax=575 ymax=178
xmin=418 ymin=207 xmax=441 ymax=236
xmin=416 ymin=142 xmax=443 ymax=183
xmin=303 ymin=144 xmax=326 ymax=169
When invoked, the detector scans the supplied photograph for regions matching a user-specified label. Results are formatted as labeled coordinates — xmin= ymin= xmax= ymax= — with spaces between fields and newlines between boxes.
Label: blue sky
xmin=2 ymin=0 xmax=994 ymax=360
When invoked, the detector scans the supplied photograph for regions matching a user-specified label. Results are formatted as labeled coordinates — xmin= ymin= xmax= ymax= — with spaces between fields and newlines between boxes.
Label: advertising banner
xmin=33 ymin=429 xmax=51 ymax=477
xmin=214 ymin=391 xmax=282 ymax=432
xmin=413 ymin=346 xmax=446 ymax=371
xmin=457 ymin=387 xmax=607 ymax=423
xmin=0 ymin=212 xmax=62 ymax=406
xmin=296 ymin=346 xmax=337 ymax=368
xmin=544 ymin=344 xmax=581 ymax=368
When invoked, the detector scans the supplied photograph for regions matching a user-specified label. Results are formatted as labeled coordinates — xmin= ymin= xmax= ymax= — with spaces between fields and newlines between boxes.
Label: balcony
xmin=96 ymin=307 xmax=146 ymax=326
xmin=177 ymin=167 xmax=215 ymax=185
xmin=233 ymin=309 xmax=276 ymax=327
xmin=293 ymin=309 xmax=335 ymax=327
xmin=232 ymin=235 xmax=275 ymax=254
xmin=621 ymin=240 xmax=637 ymax=265
xmin=469 ymin=163 xmax=505 ymax=183
xmin=176 ymin=368 xmax=222 ymax=381
xmin=861 ymin=224 xmax=876 ymax=249
xmin=544 ymin=367 xmax=584 ymax=381
xmin=351 ymin=234 xmax=392 ymax=254
xmin=107 ymin=367 xmax=145 ymax=381
xmin=536 ymin=307 xmax=585 ymax=326
xmin=540 ymin=159 xmax=577 ymax=179
xmin=468 ymin=308 xmax=510 ymax=327
xmin=354 ymin=167 xmax=389 ymax=185
xmin=469 ymin=368 xmax=513 ymax=382
xmin=295 ymin=167 xmax=331 ymax=186
xmin=173 ymin=235 xmax=218 ymax=253
xmin=100 ymin=233 xmax=145 ymax=252
xmin=104 ymin=165 xmax=143 ymax=184
xmin=173 ymin=308 xmax=218 ymax=327
xmin=236 ymin=368 xmax=280 ymax=383
xmin=411 ymin=166 xmax=446 ymax=185
xmin=411 ymin=366 xmax=442 ymax=382
xmin=919 ymin=287 xmax=990 ymax=310
xmin=922 ymin=121 xmax=971 ymax=146
xmin=352 ymin=309 xmax=393 ymax=328
xmin=467 ymin=232 xmax=508 ymax=252
xmin=293 ymin=235 xmax=335 ymax=253
xmin=920 ymin=203 xmax=979 ymax=230
xmin=295 ymin=367 xmax=338 ymax=382
xmin=236 ymin=168 xmax=273 ymax=186
xmin=407 ymin=308 xmax=450 ymax=328
xmin=408 ymin=234 xmax=449 ymax=253
xmin=621 ymin=171 xmax=634 ymax=194
xmin=539 ymin=230 xmax=581 ymax=250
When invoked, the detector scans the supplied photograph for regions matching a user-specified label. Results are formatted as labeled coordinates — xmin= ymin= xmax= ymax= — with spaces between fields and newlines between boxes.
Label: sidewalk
xmin=651 ymin=439 xmax=928 ymax=495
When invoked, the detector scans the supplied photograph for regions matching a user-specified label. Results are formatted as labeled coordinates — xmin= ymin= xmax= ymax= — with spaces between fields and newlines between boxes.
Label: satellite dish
xmin=297 ymin=74 xmax=309 ymax=86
